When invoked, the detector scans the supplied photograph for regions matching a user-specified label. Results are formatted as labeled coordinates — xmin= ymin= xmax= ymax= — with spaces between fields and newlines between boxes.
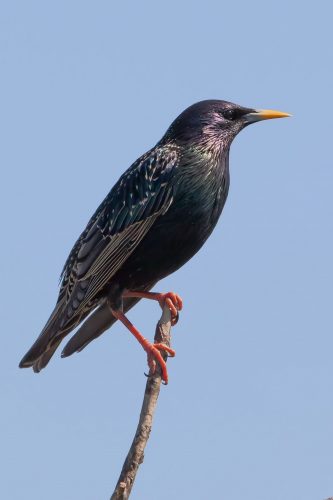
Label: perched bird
xmin=19 ymin=100 xmax=290 ymax=382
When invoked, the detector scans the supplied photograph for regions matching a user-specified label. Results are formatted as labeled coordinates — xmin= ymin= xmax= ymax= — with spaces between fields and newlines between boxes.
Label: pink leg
xmin=123 ymin=290 xmax=183 ymax=324
xmin=111 ymin=308 xmax=175 ymax=384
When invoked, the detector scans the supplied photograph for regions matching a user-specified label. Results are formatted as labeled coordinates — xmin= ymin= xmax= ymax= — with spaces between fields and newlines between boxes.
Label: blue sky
xmin=1 ymin=1 xmax=332 ymax=499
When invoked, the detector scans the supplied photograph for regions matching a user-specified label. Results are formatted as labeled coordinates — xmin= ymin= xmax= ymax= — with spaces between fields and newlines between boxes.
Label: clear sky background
xmin=1 ymin=1 xmax=332 ymax=499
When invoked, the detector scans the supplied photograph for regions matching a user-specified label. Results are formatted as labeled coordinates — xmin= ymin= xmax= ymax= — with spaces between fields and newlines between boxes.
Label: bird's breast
xmin=148 ymin=157 xmax=230 ymax=270
xmin=172 ymin=153 xmax=230 ymax=232
xmin=114 ymin=154 xmax=230 ymax=289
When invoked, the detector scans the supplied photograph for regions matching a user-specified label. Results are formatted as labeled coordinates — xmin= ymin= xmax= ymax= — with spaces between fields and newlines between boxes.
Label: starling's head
xmin=164 ymin=100 xmax=290 ymax=150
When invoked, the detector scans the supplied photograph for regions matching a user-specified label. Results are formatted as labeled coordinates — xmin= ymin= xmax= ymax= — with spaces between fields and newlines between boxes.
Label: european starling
xmin=19 ymin=100 xmax=290 ymax=382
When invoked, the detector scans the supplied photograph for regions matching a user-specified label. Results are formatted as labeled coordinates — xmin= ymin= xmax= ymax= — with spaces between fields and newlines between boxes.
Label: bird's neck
xmin=169 ymin=140 xmax=230 ymax=215
xmin=183 ymin=137 xmax=229 ymax=179
xmin=160 ymin=137 xmax=230 ymax=190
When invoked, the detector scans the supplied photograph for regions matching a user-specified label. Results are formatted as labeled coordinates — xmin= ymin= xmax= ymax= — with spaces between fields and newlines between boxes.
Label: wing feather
xmin=56 ymin=146 xmax=178 ymax=331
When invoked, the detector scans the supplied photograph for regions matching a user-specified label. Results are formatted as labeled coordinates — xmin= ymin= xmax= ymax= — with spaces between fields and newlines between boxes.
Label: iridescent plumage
xmin=19 ymin=100 xmax=289 ymax=373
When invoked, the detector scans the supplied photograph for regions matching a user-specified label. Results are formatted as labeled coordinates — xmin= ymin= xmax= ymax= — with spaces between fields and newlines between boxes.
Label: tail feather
xmin=61 ymin=294 xmax=142 ymax=357
xmin=19 ymin=300 xmax=86 ymax=371
xmin=19 ymin=302 xmax=65 ymax=369
xmin=20 ymin=282 xmax=156 ymax=371
xmin=32 ymin=338 xmax=63 ymax=373
xmin=61 ymin=302 xmax=115 ymax=357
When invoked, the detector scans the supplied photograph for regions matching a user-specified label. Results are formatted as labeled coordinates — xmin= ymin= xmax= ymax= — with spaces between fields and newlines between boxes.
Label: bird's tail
xmin=30 ymin=338 xmax=63 ymax=373
xmin=19 ymin=301 xmax=72 ymax=372
xmin=19 ymin=283 xmax=155 ymax=371
xmin=61 ymin=302 xmax=116 ymax=357
xmin=19 ymin=299 xmax=113 ymax=371
xmin=60 ymin=293 xmax=143 ymax=357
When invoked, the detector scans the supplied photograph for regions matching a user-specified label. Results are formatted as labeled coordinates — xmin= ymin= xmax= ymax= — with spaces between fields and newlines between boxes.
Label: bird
xmin=19 ymin=100 xmax=290 ymax=382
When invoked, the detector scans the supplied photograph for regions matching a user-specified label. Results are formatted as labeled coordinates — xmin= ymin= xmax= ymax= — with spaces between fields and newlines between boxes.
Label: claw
xmin=153 ymin=343 xmax=175 ymax=357
xmin=171 ymin=310 xmax=179 ymax=326
xmin=146 ymin=342 xmax=176 ymax=384
xmin=110 ymin=306 xmax=177 ymax=385
xmin=158 ymin=292 xmax=183 ymax=324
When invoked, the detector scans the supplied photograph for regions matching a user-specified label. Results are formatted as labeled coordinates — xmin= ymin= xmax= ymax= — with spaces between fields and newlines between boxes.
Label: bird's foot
xmin=145 ymin=341 xmax=176 ymax=384
xmin=123 ymin=290 xmax=183 ymax=325
xmin=156 ymin=292 xmax=183 ymax=325
xmin=109 ymin=308 xmax=175 ymax=384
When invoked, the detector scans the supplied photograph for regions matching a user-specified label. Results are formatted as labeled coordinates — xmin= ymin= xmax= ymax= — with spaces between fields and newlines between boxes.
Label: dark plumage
xmin=19 ymin=100 xmax=290 ymax=375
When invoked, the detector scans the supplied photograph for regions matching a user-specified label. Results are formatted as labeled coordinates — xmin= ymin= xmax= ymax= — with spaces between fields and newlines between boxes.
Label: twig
xmin=110 ymin=304 xmax=174 ymax=500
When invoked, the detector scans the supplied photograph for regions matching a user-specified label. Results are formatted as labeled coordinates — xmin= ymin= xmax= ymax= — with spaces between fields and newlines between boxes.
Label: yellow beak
xmin=245 ymin=108 xmax=291 ymax=123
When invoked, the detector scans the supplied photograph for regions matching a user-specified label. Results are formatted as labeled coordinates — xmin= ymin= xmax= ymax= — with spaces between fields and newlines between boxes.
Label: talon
xmin=153 ymin=343 xmax=175 ymax=357
xmin=158 ymin=292 xmax=183 ymax=324
xmin=146 ymin=342 xmax=176 ymax=384
xmin=171 ymin=310 xmax=179 ymax=326
xmin=109 ymin=308 xmax=176 ymax=385
xmin=165 ymin=297 xmax=178 ymax=318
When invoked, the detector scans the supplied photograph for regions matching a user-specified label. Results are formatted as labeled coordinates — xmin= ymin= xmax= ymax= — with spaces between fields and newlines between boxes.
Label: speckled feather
xmin=19 ymin=100 xmax=255 ymax=371
xmin=21 ymin=147 xmax=179 ymax=370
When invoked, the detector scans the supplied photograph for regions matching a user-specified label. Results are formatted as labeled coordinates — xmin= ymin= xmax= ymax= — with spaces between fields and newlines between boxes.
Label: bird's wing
xmin=57 ymin=146 xmax=178 ymax=328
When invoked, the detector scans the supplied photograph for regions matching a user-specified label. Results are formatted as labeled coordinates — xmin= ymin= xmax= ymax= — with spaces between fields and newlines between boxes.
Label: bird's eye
xmin=222 ymin=109 xmax=236 ymax=121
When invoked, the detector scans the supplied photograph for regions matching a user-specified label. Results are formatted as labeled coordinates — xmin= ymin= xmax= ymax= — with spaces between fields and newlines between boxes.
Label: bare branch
xmin=111 ymin=305 xmax=174 ymax=500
